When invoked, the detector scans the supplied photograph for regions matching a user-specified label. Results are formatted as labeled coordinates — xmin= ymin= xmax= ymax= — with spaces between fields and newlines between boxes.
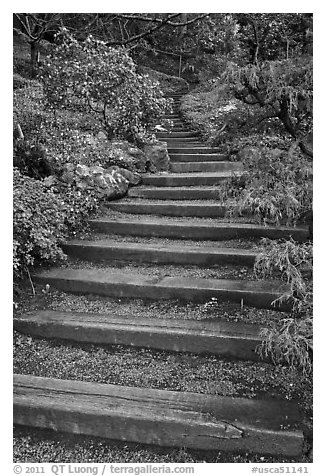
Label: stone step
xmin=170 ymin=161 xmax=243 ymax=173
xmin=89 ymin=216 xmax=309 ymax=242
xmin=13 ymin=374 xmax=303 ymax=456
xmin=32 ymin=267 xmax=290 ymax=310
xmin=169 ymin=153 xmax=228 ymax=162
xmin=62 ymin=239 xmax=257 ymax=266
xmin=168 ymin=147 xmax=222 ymax=154
xmin=14 ymin=310 xmax=263 ymax=361
xmin=142 ymin=172 xmax=233 ymax=186
xmin=156 ymin=131 xmax=198 ymax=139
xmin=128 ymin=186 xmax=222 ymax=200
xmin=105 ymin=200 xmax=226 ymax=217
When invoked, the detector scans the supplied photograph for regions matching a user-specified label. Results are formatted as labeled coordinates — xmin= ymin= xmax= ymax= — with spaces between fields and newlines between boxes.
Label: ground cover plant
xmin=254 ymin=238 xmax=312 ymax=375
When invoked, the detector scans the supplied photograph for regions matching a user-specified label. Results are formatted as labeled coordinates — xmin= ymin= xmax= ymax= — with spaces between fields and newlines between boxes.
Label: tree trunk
xmin=30 ymin=41 xmax=39 ymax=78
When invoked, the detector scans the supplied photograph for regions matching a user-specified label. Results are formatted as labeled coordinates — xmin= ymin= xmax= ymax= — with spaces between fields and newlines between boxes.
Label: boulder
xmin=143 ymin=142 xmax=170 ymax=172
xmin=106 ymin=166 xmax=141 ymax=186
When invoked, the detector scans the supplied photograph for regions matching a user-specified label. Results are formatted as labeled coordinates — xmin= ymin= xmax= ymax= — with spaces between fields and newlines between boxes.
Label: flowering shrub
xmin=40 ymin=29 xmax=169 ymax=145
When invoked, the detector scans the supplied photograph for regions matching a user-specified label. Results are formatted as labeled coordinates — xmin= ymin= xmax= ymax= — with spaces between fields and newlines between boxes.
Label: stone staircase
xmin=14 ymin=91 xmax=310 ymax=459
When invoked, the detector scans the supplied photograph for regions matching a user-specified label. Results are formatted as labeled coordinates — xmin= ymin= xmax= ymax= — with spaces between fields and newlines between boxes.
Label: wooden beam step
xmin=32 ymin=268 xmax=290 ymax=310
xmin=156 ymin=131 xmax=198 ymax=138
xmin=142 ymin=172 xmax=233 ymax=186
xmin=14 ymin=310 xmax=264 ymax=360
xmin=105 ymin=201 xmax=227 ymax=217
xmin=169 ymin=153 xmax=228 ymax=162
xmin=170 ymin=161 xmax=243 ymax=173
xmin=13 ymin=374 xmax=304 ymax=456
xmin=168 ymin=147 xmax=222 ymax=154
xmin=128 ymin=186 xmax=222 ymax=200
xmin=89 ymin=217 xmax=309 ymax=242
xmin=62 ymin=239 xmax=258 ymax=266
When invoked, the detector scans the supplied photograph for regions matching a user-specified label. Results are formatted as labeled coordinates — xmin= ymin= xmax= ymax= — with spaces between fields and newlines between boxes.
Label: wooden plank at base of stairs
xmin=13 ymin=310 xmax=264 ymax=361
xmin=13 ymin=374 xmax=304 ymax=456
xmin=105 ymin=201 xmax=227 ymax=217
xmin=89 ymin=217 xmax=309 ymax=242
xmin=32 ymin=268 xmax=291 ymax=310
xmin=128 ymin=186 xmax=222 ymax=200
xmin=62 ymin=239 xmax=258 ymax=266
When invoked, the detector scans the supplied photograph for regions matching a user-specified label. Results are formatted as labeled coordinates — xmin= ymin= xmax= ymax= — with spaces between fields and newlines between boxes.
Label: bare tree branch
xmin=107 ymin=13 xmax=182 ymax=46
xmin=116 ymin=13 xmax=209 ymax=27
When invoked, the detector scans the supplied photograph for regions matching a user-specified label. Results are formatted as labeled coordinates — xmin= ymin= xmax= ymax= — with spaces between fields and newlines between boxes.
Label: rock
xmin=119 ymin=168 xmax=141 ymax=186
xmin=43 ymin=175 xmax=57 ymax=187
xmin=61 ymin=171 xmax=75 ymax=184
xmin=97 ymin=131 xmax=107 ymax=141
xmin=106 ymin=166 xmax=141 ymax=186
xmin=143 ymin=142 xmax=170 ymax=172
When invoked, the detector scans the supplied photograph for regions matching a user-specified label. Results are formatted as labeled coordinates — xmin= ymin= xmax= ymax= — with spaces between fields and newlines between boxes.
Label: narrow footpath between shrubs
xmin=13 ymin=88 xmax=312 ymax=463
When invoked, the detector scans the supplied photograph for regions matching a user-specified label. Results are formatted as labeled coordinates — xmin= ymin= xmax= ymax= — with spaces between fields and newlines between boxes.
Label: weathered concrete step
xmin=169 ymin=153 xmax=228 ymax=162
xmin=33 ymin=267 xmax=290 ymax=310
xmin=142 ymin=172 xmax=233 ymax=186
xmin=170 ymin=161 xmax=243 ymax=173
xmin=89 ymin=217 xmax=309 ymax=242
xmin=13 ymin=374 xmax=303 ymax=455
xmin=62 ymin=239 xmax=257 ymax=266
xmin=128 ymin=186 xmax=221 ymax=200
xmin=13 ymin=310 xmax=264 ymax=360
xmin=156 ymin=131 xmax=198 ymax=139
xmin=168 ymin=147 xmax=222 ymax=154
xmin=105 ymin=201 xmax=226 ymax=217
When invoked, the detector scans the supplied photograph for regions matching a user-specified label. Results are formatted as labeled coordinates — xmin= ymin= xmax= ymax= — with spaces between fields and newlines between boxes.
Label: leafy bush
xmin=221 ymin=145 xmax=312 ymax=226
xmin=40 ymin=29 xmax=170 ymax=145
xmin=223 ymin=57 xmax=313 ymax=157
xmin=13 ymin=168 xmax=66 ymax=277
xmin=254 ymin=238 xmax=313 ymax=375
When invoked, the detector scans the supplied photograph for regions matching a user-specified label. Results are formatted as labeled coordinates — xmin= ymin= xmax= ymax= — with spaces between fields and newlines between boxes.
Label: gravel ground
xmin=73 ymin=232 xmax=264 ymax=251
xmin=61 ymin=256 xmax=262 ymax=281
xmin=15 ymin=283 xmax=288 ymax=326
xmin=13 ymin=331 xmax=312 ymax=410
xmin=99 ymin=209 xmax=262 ymax=224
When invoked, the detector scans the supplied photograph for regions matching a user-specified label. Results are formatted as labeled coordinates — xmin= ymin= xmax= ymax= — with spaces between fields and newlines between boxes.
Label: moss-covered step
xmin=141 ymin=172 xmax=233 ymax=186
xmin=62 ymin=239 xmax=257 ymax=266
xmin=170 ymin=161 xmax=243 ymax=173
xmin=128 ymin=186 xmax=221 ymax=200
xmin=89 ymin=216 xmax=309 ymax=242
xmin=13 ymin=374 xmax=304 ymax=456
xmin=14 ymin=310 xmax=264 ymax=360
xmin=32 ymin=267 xmax=290 ymax=310
xmin=105 ymin=200 xmax=227 ymax=217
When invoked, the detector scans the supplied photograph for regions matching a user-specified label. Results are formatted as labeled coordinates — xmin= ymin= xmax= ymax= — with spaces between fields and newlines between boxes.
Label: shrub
xmin=13 ymin=168 xmax=66 ymax=277
xmin=40 ymin=29 xmax=170 ymax=145
xmin=221 ymin=145 xmax=312 ymax=226
xmin=254 ymin=238 xmax=313 ymax=375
